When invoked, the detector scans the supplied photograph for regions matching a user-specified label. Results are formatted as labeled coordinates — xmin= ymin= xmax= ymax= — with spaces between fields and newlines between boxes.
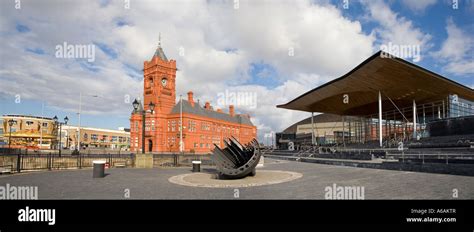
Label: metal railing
xmin=0 ymin=151 xmax=216 ymax=172
xmin=152 ymin=153 xmax=214 ymax=167
xmin=0 ymin=153 xmax=135 ymax=173
xmin=0 ymin=147 xmax=130 ymax=156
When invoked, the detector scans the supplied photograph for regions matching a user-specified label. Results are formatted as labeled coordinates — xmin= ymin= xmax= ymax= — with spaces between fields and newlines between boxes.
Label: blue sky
xmin=0 ymin=0 xmax=473 ymax=143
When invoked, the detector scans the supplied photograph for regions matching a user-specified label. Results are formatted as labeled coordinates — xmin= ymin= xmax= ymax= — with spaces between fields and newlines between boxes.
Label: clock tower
xmin=130 ymin=37 xmax=177 ymax=153
xmin=143 ymin=38 xmax=177 ymax=115
xmin=130 ymin=37 xmax=257 ymax=154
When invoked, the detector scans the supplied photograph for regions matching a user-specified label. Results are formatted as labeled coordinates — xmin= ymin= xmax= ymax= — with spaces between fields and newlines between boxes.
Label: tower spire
xmin=152 ymin=33 xmax=168 ymax=61
xmin=158 ymin=33 xmax=161 ymax=47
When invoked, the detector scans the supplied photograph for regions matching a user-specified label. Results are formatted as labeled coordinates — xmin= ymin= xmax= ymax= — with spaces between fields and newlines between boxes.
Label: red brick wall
xmin=130 ymin=47 xmax=257 ymax=153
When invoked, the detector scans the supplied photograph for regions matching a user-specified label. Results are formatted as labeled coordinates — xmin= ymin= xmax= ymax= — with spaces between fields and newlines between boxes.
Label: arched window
xmin=146 ymin=77 xmax=154 ymax=88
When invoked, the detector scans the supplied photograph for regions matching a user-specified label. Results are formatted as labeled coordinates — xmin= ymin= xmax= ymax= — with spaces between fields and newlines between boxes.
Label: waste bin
xmin=93 ymin=160 xmax=106 ymax=178
xmin=192 ymin=160 xmax=201 ymax=172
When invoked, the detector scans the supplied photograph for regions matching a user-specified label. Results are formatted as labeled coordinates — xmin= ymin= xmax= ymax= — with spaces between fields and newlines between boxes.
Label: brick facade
xmin=130 ymin=42 xmax=256 ymax=153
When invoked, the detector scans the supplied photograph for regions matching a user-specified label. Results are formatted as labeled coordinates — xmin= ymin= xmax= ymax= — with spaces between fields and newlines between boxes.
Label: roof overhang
xmin=277 ymin=51 xmax=474 ymax=117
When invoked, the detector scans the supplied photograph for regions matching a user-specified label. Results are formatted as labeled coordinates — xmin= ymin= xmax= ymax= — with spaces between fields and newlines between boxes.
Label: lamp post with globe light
xmin=53 ymin=116 xmax=68 ymax=157
xmin=7 ymin=119 xmax=16 ymax=150
xmin=132 ymin=99 xmax=155 ymax=154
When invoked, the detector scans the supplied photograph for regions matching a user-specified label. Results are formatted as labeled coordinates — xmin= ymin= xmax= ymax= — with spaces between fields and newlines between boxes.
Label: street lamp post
xmin=66 ymin=133 xmax=69 ymax=149
xmin=53 ymin=116 xmax=69 ymax=157
xmin=132 ymin=99 xmax=155 ymax=154
xmin=77 ymin=93 xmax=99 ymax=153
xmin=8 ymin=119 xmax=16 ymax=150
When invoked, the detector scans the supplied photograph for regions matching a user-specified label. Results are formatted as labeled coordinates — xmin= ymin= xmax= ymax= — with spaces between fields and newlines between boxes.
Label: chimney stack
xmin=187 ymin=91 xmax=194 ymax=107
xmin=205 ymin=101 xmax=211 ymax=110
xmin=229 ymin=105 xmax=235 ymax=117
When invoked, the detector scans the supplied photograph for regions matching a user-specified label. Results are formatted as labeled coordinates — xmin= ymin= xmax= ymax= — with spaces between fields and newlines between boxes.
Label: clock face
xmin=161 ymin=78 xmax=167 ymax=87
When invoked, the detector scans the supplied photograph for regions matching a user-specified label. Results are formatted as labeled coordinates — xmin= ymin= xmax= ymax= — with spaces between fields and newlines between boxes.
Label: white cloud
xmin=431 ymin=18 xmax=474 ymax=75
xmin=443 ymin=61 xmax=474 ymax=75
xmin=363 ymin=0 xmax=432 ymax=57
xmin=0 ymin=0 xmax=376 ymax=142
xmin=401 ymin=0 xmax=437 ymax=12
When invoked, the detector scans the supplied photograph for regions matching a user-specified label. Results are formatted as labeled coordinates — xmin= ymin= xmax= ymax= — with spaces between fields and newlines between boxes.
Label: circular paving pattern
xmin=168 ymin=170 xmax=303 ymax=188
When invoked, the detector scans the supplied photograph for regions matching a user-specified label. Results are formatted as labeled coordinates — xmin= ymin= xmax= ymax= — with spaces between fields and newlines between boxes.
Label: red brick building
xmin=130 ymin=41 xmax=256 ymax=153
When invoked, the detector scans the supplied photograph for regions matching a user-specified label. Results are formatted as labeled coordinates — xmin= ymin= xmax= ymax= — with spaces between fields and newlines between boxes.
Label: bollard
xmin=92 ymin=160 xmax=106 ymax=178
xmin=192 ymin=160 xmax=201 ymax=172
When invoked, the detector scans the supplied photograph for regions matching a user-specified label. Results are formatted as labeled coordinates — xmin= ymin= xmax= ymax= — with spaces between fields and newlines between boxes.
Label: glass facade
xmin=449 ymin=94 xmax=474 ymax=118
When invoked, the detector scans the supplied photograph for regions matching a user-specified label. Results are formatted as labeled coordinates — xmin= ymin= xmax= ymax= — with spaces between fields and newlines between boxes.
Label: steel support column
xmin=378 ymin=91 xmax=383 ymax=148
xmin=413 ymin=100 xmax=417 ymax=140
xmin=442 ymin=100 xmax=445 ymax=119
xmin=342 ymin=116 xmax=345 ymax=146
xmin=311 ymin=112 xmax=315 ymax=145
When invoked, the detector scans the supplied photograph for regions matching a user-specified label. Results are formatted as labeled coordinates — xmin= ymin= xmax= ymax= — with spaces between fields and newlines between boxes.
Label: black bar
xmin=0 ymin=200 xmax=472 ymax=227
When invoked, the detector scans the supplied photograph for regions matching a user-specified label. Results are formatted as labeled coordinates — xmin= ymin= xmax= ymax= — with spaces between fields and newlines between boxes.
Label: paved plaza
xmin=0 ymin=158 xmax=473 ymax=199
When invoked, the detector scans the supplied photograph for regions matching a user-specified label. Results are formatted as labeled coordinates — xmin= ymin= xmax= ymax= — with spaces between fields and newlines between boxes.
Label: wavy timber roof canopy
xmin=277 ymin=51 xmax=474 ymax=117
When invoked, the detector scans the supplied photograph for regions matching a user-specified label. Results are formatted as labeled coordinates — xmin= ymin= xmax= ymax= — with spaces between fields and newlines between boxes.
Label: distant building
xmin=276 ymin=114 xmax=349 ymax=149
xmin=0 ymin=115 xmax=130 ymax=151
xmin=0 ymin=115 xmax=57 ymax=150
xmin=130 ymin=40 xmax=257 ymax=153
xmin=61 ymin=125 xmax=130 ymax=150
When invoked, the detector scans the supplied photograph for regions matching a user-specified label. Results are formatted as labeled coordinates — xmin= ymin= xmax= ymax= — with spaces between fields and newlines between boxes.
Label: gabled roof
xmin=171 ymin=100 xmax=254 ymax=126
xmin=277 ymin=51 xmax=474 ymax=116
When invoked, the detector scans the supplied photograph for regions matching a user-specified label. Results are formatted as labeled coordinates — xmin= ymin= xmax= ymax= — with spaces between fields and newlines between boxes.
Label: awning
xmin=277 ymin=51 xmax=474 ymax=117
